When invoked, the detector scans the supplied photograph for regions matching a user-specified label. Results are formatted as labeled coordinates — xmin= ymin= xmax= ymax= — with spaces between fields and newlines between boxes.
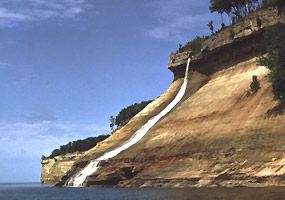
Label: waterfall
xmin=67 ymin=57 xmax=191 ymax=187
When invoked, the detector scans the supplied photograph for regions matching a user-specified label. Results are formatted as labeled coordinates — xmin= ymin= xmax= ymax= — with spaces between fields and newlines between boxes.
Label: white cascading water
xmin=68 ymin=57 xmax=191 ymax=187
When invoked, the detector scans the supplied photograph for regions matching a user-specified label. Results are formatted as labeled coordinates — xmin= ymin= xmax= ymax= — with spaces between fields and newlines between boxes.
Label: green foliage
xmin=207 ymin=20 xmax=214 ymax=34
xmin=256 ymin=16 xmax=262 ymax=28
xmin=210 ymin=0 xmax=231 ymax=27
xmin=260 ymin=0 xmax=285 ymax=14
xmin=250 ymin=75 xmax=261 ymax=93
xmin=113 ymin=100 xmax=152 ymax=129
xmin=178 ymin=44 xmax=183 ymax=53
xmin=258 ymin=22 xmax=285 ymax=101
xmin=272 ymin=0 xmax=285 ymax=15
xmin=209 ymin=0 xmax=283 ymax=26
xmin=177 ymin=36 xmax=210 ymax=55
xmin=41 ymin=155 xmax=47 ymax=161
xmin=261 ymin=0 xmax=269 ymax=8
xmin=209 ymin=0 xmax=260 ymax=24
xmin=47 ymin=135 xmax=110 ymax=159
xmin=109 ymin=116 xmax=115 ymax=132
xmin=210 ymin=0 xmax=232 ymax=15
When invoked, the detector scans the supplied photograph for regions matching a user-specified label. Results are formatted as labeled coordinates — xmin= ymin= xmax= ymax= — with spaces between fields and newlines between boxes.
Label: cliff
xmin=168 ymin=7 xmax=283 ymax=80
xmin=41 ymin=7 xmax=285 ymax=187
xmin=41 ymin=152 xmax=85 ymax=183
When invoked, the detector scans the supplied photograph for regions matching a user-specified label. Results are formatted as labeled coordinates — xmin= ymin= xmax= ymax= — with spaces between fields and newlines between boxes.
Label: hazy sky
xmin=0 ymin=0 xmax=222 ymax=182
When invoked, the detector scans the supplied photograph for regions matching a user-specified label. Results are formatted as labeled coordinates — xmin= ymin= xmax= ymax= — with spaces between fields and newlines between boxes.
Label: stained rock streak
xmin=67 ymin=57 xmax=192 ymax=187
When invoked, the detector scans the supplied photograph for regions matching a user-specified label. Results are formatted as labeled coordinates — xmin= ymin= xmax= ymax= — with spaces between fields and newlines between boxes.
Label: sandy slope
xmin=84 ymin=58 xmax=285 ymax=188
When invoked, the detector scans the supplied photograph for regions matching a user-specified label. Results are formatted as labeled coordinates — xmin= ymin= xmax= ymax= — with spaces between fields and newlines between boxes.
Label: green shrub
xmin=250 ymin=75 xmax=261 ymax=93
xmin=113 ymin=100 xmax=153 ymax=129
xmin=256 ymin=16 xmax=262 ymax=28
xmin=176 ymin=36 xmax=210 ymax=55
xmin=260 ymin=0 xmax=269 ymax=8
xmin=178 ymin=44 xmax=183 ymax=52
xmin=207 ymin=20 xmax=214 ymax=34
xmin=41 ymin=155 xmax=47 ymax=161
xmin=260 ymin=0 xmax=285 ymax=15
xmin=258 ymin=22 xmax=285 ymax=102
xmin=271 ymin=0 xmax=285 ymax=15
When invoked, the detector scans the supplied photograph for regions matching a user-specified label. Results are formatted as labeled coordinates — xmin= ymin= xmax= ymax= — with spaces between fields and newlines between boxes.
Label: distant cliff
xmin=41 ymin=7 xmax=285 ymax=187
xmin=41 ymin=152 xmax=85 ymax=183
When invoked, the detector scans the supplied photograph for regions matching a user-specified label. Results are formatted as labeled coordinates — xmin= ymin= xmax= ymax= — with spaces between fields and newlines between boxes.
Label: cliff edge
xmin=41 ymin=7 xmax=285 ymax=187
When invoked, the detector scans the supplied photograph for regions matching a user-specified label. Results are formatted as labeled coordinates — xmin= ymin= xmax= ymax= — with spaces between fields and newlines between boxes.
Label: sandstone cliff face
xmin=168 ymin=7 xmax=283 ymax=80
xmin=116 ymin=58 xmax=285 ymax=187
xmin=41 ymin=152 xmax=85 ymax=183
xmin=41 ymin=78 xmax=191 ymax=184
xmin=41 ymin=8 xmax=285 ymax=187
xmin=80 ymin=57 xmax=285 ymax=188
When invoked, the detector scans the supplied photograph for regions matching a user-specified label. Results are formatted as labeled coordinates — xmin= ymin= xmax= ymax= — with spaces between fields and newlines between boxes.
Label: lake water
xmin=0 ymin=183 xmax=284 ymax=200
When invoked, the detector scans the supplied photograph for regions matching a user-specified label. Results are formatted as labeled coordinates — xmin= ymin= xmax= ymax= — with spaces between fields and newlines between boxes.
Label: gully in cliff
xmin=65 ymin=56 xmax=192 ymax=187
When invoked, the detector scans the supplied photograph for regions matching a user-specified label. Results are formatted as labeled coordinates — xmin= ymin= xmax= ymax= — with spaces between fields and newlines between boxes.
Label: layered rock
xmin=116 ymin=58 xmax=285 ymax=187
xmin=41 ymin=152 xmax=85 ymax=184
xmin=168 ymin=7 xmax=284 ymax=80
xmin=77 ymin=57 xmax=285 ymax=188
xmin=41 ymin=7 xmax=285 ymax=187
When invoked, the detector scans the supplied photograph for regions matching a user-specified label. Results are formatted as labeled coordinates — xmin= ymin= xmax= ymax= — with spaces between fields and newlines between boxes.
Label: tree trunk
xmin=245 ymin=0 xmax=250 ymax=14
xmin=227 ymin=12 xmax=233 ymax=24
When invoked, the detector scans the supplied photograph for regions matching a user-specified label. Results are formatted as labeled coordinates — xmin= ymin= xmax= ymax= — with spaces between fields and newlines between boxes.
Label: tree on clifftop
xmin=111 ymin=100 xmax=153 ymax=131
xmin=209 ymin=0 xmax=259 ymax=24
xmin=109 ymin=116 xmax=115 ymax=132
xmin=46 ymin=135 xmax=110 ymax=159
xmin=271 ymin=0 xmax=285 ymax=15
xmin=210 ymin=0 xmax=231 ymax=26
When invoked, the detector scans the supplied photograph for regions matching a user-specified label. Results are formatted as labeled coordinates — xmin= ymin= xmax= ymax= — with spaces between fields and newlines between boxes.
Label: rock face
xmin=41 ymin=152 xmax=85 ymax=184
xmin=168 ymin=7 xmax=283 ymax=80
xmin=81 ymin=57 xmax=285 ymax=188
xmin=117 ymin=58 xmax=285 ymax=188
xmin=41 ymin=8 xmax=285 ymax=187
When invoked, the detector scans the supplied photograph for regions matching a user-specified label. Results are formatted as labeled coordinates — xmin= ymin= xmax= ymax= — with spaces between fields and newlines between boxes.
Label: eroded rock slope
xmin=41 ymin=7 xmax=285 ymax=187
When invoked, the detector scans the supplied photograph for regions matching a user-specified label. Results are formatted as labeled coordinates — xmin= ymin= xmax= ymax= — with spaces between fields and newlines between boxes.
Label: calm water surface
xmin=0 ymin=183 xmax=284 ymax=200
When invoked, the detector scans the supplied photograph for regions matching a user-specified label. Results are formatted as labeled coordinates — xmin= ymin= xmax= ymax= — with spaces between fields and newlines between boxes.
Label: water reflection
xmin=0 ymin=184 xmax=284 ymax=200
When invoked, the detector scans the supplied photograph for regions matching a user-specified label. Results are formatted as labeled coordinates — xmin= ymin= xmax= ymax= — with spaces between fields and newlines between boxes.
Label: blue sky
xmin=0 ymin=0 xmax=222 ymax=183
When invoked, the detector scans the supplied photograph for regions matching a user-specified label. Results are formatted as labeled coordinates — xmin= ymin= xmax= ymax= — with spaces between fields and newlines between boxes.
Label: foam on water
xmin=69 ymin=57 xmax=191 ymax=187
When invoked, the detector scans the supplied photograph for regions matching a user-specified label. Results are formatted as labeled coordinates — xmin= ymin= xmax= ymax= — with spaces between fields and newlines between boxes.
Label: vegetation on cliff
xmin=177 ymin=0 xmax=284 ymax=55
xmin=260 ymin=0 xmax=285 ymax=15
xmin=210 ymin=0 xmax=260 ymax=24
xmin=250 ymin=75 xmax=261 ymax=93
xmin=42 ymin=134 xmax=110 ymax=160
xmin=110 ymin=100 xmax=152 ymax=132
xmin=210 ymin=0 xmax=284 ymax=25
xmin=177 ymin=36 xmax=210 ymax=55
xmin=258 ymin=21 xmax=285 ymax=102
